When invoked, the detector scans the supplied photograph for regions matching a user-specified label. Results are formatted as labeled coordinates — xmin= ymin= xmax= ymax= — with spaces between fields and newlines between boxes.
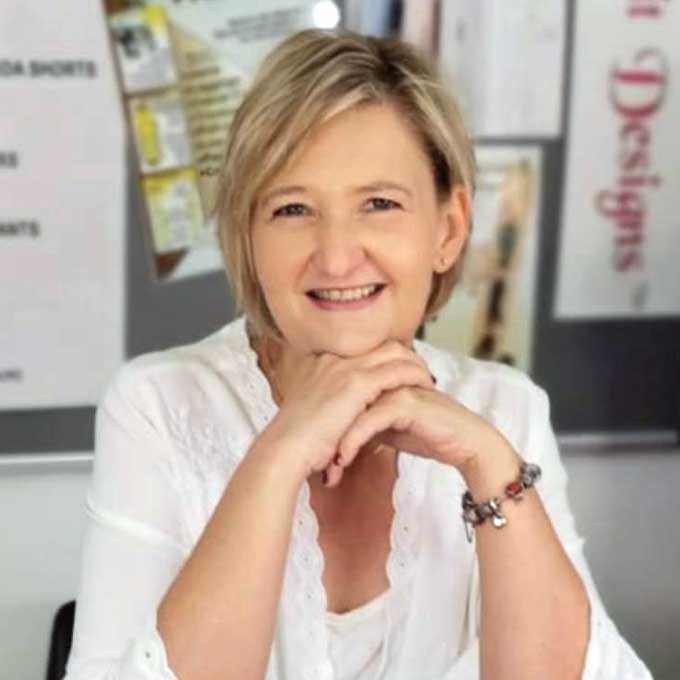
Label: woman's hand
xmin=323 ymin=360 xmax=511 ymax=488
xmin=255 ymin=340 xmax=435 ymax=485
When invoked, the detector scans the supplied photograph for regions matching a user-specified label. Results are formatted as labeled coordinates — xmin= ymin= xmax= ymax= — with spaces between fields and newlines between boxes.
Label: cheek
xmin=388 ymin=235 xmax=435 ymax=279
xmin=388 ymin=242 xmax=437 ymax=311
xmin=251 ymin=230 xmax=303 ymax=298
xmin=252 ymin=229 xmax=281 ymax=277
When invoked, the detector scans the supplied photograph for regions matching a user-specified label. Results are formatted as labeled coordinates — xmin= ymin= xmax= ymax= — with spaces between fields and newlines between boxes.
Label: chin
xmin=307 ymin=326 xmax=407 ymax=357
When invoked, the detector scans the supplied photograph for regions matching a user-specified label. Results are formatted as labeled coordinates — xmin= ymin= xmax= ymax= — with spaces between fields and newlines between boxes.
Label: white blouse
xmin=64 ymin=315 xmax=653 ymax=680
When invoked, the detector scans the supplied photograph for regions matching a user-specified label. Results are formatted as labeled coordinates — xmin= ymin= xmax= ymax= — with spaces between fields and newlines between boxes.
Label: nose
xmin=310 ymin=218 xmax=366 ymax=278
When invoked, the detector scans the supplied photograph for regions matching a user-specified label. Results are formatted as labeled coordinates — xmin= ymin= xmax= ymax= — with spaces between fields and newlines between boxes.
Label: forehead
xmin=264 ymin=102 xmax=434 ymax=192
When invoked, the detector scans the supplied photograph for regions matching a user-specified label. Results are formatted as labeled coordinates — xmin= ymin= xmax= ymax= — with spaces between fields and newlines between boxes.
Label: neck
xmin=253 ymin=333 xmax=296 ymax=405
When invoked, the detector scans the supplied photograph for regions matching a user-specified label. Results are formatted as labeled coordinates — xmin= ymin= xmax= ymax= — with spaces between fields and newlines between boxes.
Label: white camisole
xmin=325 ymin=580 xmax=413 ymax=680
xmin=325 ymin=588 xmax=391 ymax=680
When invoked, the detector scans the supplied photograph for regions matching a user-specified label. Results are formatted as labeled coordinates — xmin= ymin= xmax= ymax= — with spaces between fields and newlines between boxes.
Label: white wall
xmin=1 ymin=447 xmax=678 ymax=680
xmin=0 ymin=455 xmax=90 ymax=680
xmin=563 ymin=447 xmax=680 ymax=680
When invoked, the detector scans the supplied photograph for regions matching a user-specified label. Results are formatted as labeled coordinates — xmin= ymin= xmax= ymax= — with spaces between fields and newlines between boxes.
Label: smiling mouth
xmin=306 ymin=283 xmax=386 ymax=302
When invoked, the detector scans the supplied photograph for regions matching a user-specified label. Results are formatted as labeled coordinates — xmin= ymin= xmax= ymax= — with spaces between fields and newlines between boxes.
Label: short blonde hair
xmin=214 ymin=29 xmax=476 ymax=342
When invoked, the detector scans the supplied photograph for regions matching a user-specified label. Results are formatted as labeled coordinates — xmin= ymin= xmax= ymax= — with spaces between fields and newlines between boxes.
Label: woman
xmin=65 ymin=30 xmax=653 ymax=680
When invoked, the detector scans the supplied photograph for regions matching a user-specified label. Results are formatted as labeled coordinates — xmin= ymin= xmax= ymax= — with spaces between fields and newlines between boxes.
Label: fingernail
xmin=333 ymin=452 xmax=343 ymax=466
xmin=322 ymin=470 xmax=329 ymax=486
xmin=430 ymin=373 xmax=437 ymax=384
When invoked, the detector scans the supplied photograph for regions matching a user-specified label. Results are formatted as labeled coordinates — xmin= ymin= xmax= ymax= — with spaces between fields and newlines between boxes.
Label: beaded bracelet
xmin=461 ymin=460 xmax=542 ymax=543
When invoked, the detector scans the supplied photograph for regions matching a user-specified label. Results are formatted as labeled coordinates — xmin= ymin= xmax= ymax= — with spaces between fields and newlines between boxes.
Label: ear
xmin=433 ymin=185 xmax=472 ymax=273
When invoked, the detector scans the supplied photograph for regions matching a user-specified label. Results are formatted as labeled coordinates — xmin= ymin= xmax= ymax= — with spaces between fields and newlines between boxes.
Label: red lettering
xmin=622 ymin=148 xmax=648 ymax=172
xmin=610 ymin=48 xmax=668 ymax=118
xmin=627 ymin=0 xmax=667 ymax=18
xmin=596 ymin=189 xmax=645 ymax=224
xmin=619 ymin=121 xmax=650 ymax=171
xmin=620 ymin=120 xmax=650 ymax=144
xmin=615 ymin=249 xmax=642 ymax=271
xmin=597 ymin=40 xmax=667 ymax=280
xmin=619 ymin=173 xmax=661 ymax=188
xmin=629 ymin=7 xmax=661 ymax=17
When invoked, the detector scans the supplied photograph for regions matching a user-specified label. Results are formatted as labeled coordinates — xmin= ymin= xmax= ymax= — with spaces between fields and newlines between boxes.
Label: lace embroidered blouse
xmin=64 ymin=315 xmax=653 ymax=680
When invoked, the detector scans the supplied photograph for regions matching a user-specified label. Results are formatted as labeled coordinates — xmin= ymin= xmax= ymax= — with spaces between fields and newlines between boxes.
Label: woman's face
xmin=250 ymin=102 xmax=469 ymax=357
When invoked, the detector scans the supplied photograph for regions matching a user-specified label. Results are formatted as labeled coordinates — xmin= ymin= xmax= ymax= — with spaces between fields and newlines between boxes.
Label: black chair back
xmin=45 ymin=600 xmax=75 ymax=680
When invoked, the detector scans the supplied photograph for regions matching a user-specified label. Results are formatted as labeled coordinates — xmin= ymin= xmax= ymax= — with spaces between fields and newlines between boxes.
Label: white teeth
xmin=314 ymin=284 xmax=379 ymax=301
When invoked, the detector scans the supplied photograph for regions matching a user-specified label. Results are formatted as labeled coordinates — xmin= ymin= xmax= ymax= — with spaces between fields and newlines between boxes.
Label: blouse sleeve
xmin=444 ymin=382 xmax=654 ymax=680
xmin=64 ymin=363 xmax=188 ymax=680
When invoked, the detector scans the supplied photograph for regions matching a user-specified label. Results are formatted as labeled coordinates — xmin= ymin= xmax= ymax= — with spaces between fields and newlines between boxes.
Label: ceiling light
xmin=312 ymin=1 xmax=340 ymax=29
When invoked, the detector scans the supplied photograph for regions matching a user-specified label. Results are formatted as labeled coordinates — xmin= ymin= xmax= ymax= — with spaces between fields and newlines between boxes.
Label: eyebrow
xmin=259 ymin=180 xmax=414 ymax=210
xmin=355 ymin=181 xmax=414 ymax=198
xmin=259 ymin=185 xmax=308 ymax=210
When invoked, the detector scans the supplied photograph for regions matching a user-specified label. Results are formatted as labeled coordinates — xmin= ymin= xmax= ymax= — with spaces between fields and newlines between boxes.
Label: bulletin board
xmin=428 ymin=0 xmax=680 ymax=442
xmin=1 ymin=0 xmax=678 ymax=455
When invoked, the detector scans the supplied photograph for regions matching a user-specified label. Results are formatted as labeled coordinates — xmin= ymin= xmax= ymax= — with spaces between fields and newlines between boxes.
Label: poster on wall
xmin=0 ymin=1 xmax=126 ymax=410
xmin=554 ymin=0 xmax=680 ymax=319
xmin=438 ymin=1 xmax=566 ymax=139
xmin=104 ymin=0 xmax=336 ymax=282
xmin=425 ymin=146 xmax=542 ymax=373
xmin=343 ymin=0 xmax=398 ymax=37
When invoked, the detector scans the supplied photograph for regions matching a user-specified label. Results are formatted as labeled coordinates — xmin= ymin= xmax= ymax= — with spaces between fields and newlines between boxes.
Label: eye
xmin=366 ymin=197 xmax=401 ymax=211
xmin=271 ymin=203 xmax=309 ymax=218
